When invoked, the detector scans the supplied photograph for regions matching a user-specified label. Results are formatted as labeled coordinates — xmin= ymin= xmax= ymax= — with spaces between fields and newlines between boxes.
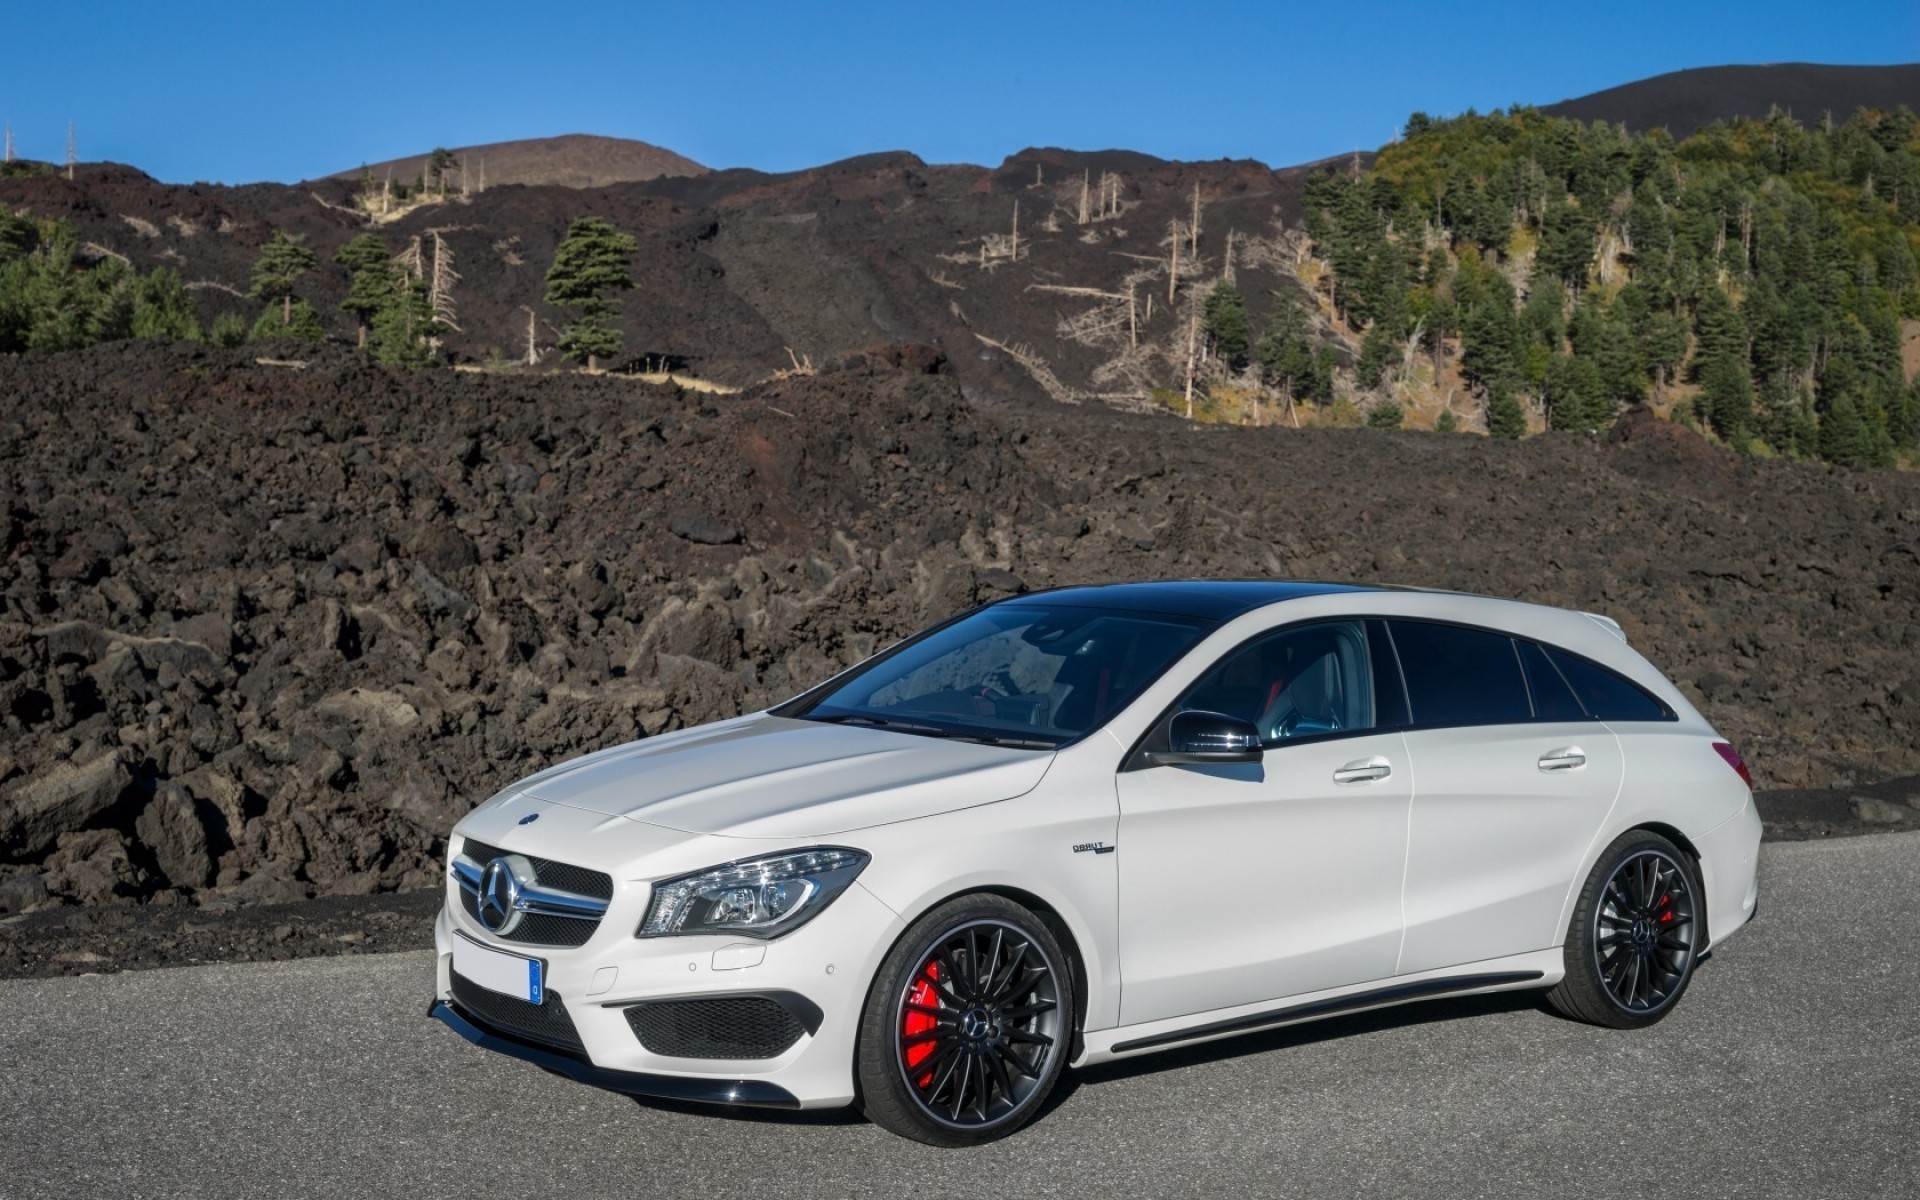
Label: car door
xmin=1114 ymin=619 xmax=1413 ymax=1026
xmin=1389 ymin=622 xmax=1625 ymax=976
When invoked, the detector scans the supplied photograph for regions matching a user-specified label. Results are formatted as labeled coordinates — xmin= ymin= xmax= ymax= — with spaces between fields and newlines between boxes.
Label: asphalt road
xmin=2 ymin=834 xmax=1915 ymax=1200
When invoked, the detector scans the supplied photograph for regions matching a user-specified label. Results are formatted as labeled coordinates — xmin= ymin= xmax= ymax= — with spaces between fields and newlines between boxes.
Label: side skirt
xmin=1096 ymin=968 xmax=1549 ymax=1059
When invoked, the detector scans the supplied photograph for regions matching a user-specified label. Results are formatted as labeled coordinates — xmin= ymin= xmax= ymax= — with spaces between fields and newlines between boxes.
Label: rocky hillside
xmin=1544 ymin=62 xmax=1920 ymax=137
xmin=1 ymin=147 xmax=1308 ymax=405
xmin=321 ymin=133 xmax=708 ymax=190
xmin=2 ymin=341 xmax=1917 ymax=918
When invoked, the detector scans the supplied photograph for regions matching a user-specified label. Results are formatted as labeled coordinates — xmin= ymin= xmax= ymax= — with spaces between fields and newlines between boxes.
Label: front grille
xmin=460 ymin=839 xmax=614 ymax=900
xmin=450 ymin=970 xmax=584 ymax=1054
xmin=458 ymin=837 xmax=611 ymax=947
xmin=458 ymin=888 xmax=596 ymax=947
xmin=625 ymin=997 xmax=807 ymax=1060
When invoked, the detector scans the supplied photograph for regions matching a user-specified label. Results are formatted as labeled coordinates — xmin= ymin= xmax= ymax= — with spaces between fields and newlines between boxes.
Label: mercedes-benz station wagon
xmin=430 ymin=581 xmax=1761 ymax=1145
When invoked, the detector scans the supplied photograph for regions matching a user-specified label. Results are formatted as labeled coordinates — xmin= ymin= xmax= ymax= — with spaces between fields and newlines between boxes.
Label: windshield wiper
xmin=811 ymin=714 xmax=956 ymax=738
xmin=948 ymin=733 xmax=1056 ymax=750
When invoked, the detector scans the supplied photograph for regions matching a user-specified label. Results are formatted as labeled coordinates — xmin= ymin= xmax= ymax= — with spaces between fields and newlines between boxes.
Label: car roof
xmin=999 ymin=580 xmax=1380 ymax=621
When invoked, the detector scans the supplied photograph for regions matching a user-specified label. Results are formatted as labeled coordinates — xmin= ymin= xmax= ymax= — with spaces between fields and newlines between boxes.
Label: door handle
xmin=1333 ymin=756 xmax=1392 ymax=784
xmin=1538 ymin=747 xmax=1587 ymax=771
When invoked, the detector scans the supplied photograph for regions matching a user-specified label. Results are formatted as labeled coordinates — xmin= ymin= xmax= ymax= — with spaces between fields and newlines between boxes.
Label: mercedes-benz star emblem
xmin=477 ymin=858 xmax=522 ymax=933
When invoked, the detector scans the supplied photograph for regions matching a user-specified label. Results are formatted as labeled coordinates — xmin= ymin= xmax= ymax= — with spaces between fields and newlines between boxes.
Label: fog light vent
xmin=625 ymin=997 xmax=806 ymax=1060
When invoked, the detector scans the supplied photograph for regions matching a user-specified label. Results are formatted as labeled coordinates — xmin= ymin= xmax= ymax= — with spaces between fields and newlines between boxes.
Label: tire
xmin=855 ymin=894 xmax=1074 ymax=1146
xmin=1548 ymin=830 xmax=1704 ymax=1029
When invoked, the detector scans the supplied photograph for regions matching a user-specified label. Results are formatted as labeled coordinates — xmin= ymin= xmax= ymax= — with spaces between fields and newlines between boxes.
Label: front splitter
xmin=428 ymin=998 xmax=802 ymax=1109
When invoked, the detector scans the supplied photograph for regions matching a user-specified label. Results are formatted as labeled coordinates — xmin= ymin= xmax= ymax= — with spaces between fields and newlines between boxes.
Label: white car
xmin=430 ymin=581 xmax=1762 ymax=1145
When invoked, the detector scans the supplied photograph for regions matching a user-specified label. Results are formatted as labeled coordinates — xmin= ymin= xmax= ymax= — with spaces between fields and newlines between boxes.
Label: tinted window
xmin=1387 ymin=621 xmax=1531 ymax=726
xmin=1519 ymin=640 xmax=1587 ymax=721
xmin=798 ymin=603 xmax=1206 ymax=745
xmin=1176 ymin=620 xmax=1376 ymax=744
xmin=1544 ymin=647 xmax=1672 ymax=721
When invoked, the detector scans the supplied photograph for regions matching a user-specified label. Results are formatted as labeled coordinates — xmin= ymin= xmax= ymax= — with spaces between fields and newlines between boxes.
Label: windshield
xmin=791 ymin=603 xmax=1208 ymax=747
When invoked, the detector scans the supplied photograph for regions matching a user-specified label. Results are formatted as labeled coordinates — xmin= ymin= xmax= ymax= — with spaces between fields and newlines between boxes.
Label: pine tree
xmin=1486 ymin=381 xmax=1526 ymax=439
xmin=1538 ymin=202 xmax=1595 ymax=290
xmin=544 ymin=217 xmax=637 ymax=370
xmin=1201 ymin=279 xmax=1249 ymax=366
xmin=209 ymin=312 xmax=248 ymax=347
xmin=131 ymin=268 xmax=202 ymax=341
xmin=1818 ymin=392 xmax=1886 ymax=466
xmin=1356 ymin=325 xmax=1399 ymax=390
xmin=1691 ymin=286 xmax=1746 ymax=374
xmin=1701 ymin=355 xmax=1755 ymax=449
xmin=335 ymin=233 xmax=394 ymax=349
xmin=370 ymin=263 xmax=437 ymax=368
xmin=249 ymin=230 xmax=317 ymax=329
xmin=1366 ymin=400 xmax=1405 ymax=428
xmin=250 ymin=299 xmax=322 ymax=343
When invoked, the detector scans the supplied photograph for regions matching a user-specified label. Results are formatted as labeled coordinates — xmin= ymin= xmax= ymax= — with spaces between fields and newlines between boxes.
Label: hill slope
xmin=1544 ymin=62 xmax=1920 ymax=136
xmin=321 ymin=133 xmax=707 ymax=190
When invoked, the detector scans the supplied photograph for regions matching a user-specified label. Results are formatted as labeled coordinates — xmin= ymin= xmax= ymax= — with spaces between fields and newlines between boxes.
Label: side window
xmin=1176 ymin=620 xmax=1376 ymax=744
xmin=1387 ymin=620 xmax=1532 ymax=727
xmin=1518 ymin=640 xmax=1587 ymax=721
xmin=1544 ymin=646 xmax=1672 ymax=721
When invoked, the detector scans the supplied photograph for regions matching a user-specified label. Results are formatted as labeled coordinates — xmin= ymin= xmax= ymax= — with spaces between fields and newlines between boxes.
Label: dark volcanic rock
xmin=0 ymin=340 xmax=1917 ymax=949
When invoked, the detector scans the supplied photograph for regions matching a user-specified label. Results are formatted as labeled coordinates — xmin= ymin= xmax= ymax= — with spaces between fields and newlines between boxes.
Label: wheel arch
xmin=871 ymin=883 xmax=1094 ymax=1058
xmin=1626 ymin=820 xmax=1709 ymax=946
xmin=969 ymin=884 xmax=1092 ymax=1058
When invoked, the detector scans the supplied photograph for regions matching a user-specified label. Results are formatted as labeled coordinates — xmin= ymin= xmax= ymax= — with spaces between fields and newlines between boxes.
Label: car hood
xmin=508 ymin=713 xmax=1056 ymax=838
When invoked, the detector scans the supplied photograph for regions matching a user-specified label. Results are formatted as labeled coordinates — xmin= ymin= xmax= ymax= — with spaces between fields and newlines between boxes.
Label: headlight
xmin=636 ymin=848 xmax=869 ymax=940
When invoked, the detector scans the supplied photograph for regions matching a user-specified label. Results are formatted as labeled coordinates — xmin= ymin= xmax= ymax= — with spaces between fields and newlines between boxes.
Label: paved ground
xmin=2 ymin=833 xmax=1915 ymax=1200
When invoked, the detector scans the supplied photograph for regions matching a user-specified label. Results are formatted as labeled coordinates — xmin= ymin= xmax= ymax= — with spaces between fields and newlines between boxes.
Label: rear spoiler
xmin=1583 ymin=613 xmax=1628 ymax=643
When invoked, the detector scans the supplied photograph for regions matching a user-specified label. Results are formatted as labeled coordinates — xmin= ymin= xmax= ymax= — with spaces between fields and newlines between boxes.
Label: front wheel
xmin=855 ymin=894 xmax=1073 ymax=1146
xmin=1548 ymin=830 xmax=1703 ymax=1029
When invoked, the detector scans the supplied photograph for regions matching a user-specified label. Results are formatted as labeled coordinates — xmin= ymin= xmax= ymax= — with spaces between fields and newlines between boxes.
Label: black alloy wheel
xmin=857 ymin=895 xmax=1073 ymax=1146
xmin=1549 ymin=830 xmax=1703 ymax=1029
xmin=1594 ymin=849 xmax=1698 ymax=1012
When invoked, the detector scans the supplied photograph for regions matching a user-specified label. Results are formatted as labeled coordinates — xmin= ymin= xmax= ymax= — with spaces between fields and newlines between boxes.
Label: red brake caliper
xmin=903 ymin=961 xmax=941 ymax=1087
xmin=1658 ymin=893 xmax=1674 ymax=923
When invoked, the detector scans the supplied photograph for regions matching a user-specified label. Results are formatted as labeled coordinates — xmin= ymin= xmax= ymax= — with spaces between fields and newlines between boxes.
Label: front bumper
xmin=428 ymin=999 xmax=801 ymax=1107
xmin=430 ymin=871 xmax=904 ymax=1109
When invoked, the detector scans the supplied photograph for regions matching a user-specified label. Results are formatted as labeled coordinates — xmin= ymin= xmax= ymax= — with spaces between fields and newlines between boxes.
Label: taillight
xmin=1712 ymin=742 xmax=1752 ymax=789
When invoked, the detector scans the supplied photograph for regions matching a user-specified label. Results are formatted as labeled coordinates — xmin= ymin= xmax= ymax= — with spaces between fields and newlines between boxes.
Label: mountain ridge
xmin=1543 ymin=62 xmax=1920 ymax=137
xmin=319 ymin=132 xmax=706 ymax=191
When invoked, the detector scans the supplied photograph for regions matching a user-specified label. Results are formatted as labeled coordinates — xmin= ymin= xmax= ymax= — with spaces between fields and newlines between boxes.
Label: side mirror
xmin=1147 ymin=710 xmax=1263 ymax=766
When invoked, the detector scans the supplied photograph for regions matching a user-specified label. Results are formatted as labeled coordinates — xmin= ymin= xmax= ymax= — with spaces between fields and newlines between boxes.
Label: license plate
xmin=454 ymin=933 xmax=545 ymax=1004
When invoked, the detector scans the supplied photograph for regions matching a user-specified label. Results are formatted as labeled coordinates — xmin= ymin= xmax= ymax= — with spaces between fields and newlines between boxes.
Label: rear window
xmin=1543 ymin=647 xmax=1673 ymax=721
xmin=1387 ymin=621 xmax=1532 ymax=726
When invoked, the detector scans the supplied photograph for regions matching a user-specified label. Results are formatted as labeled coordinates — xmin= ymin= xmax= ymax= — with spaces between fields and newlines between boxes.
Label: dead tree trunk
xmin=1079 ymin=171 xmax=1090 ymax=225
xmin=1168 ymin=221 xmax=1181 ymax=303
xmin=65 ymin=121 xmax=75 ymax=180
xmin=522 ymin=307 xmax=538 ymax=365
xmin=1011 ymin=201 xmax=1019 ymax=262
xmin=428 ymin=231 xmax=461 ymax=346
xmin=1183 ymin=305 xmax=1200 ymax=419
xmin=1190 ymin=182 xmax=1200 ymax=256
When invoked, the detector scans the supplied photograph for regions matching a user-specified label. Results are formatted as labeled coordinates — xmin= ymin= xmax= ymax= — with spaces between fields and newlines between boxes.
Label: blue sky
xmin=3 ymin=1 xmax=1915 ymax=183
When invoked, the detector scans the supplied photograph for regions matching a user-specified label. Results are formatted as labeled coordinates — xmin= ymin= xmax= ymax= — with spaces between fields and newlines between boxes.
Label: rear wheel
xmin=855 ymin=894 xmax=1072 ymax=1146
xmin=1548 ymin=830 xmax=1702 ymax=1029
